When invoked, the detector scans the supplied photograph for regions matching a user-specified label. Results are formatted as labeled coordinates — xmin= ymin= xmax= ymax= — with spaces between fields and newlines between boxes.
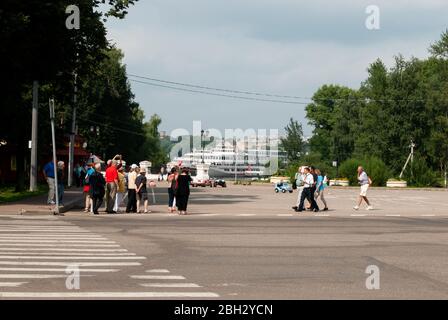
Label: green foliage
xmin=280 ymin=118 xmax=305 ymax=162
xmin=339 ymin=157 xmax=390 ymax=186
xmin=403 ymin=155 xmax=439 ymax=187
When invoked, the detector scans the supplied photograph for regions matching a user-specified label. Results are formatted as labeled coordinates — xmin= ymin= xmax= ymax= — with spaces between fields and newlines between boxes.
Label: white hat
xmin=131 ymin=164 xmax=138 ymax=169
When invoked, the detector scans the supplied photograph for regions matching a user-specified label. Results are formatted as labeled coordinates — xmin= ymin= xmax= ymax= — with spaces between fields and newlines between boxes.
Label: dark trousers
xmin=176 ymin=194 xmax=189 ymax=211
xmin=298 ymin=188 xmax=319 ymax=211
xmin=168 ymin=188 xmax=175 ymax=207
xmin=126 ymin=189 xmax=137 ymax=213
xmin=92 ymin=196 xmax=103 ymax=214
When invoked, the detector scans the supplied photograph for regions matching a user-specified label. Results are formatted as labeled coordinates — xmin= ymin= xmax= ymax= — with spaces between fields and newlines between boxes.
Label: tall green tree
xmin=280 ymin=118 xmax=305 ymax=162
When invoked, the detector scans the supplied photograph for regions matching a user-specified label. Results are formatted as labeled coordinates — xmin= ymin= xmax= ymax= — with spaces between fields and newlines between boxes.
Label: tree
xmin=280 ymin=118 xmax=304 ymax=162
xmin=0 ymin=0 xmax=139 ymax=190
xmin=306 ymin=85 xmax=359 ymax=163
xmin=138 ymin=114 xmax=168 ymax=171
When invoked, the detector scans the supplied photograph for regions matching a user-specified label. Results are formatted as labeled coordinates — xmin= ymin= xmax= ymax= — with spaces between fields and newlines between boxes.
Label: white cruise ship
xmin=168 ymin=140 xmax=284 ymax=178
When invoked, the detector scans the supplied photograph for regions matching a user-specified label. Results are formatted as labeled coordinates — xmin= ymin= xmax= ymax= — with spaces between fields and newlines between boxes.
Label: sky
xmin=104 ymin=0 xmax=448 ymax=137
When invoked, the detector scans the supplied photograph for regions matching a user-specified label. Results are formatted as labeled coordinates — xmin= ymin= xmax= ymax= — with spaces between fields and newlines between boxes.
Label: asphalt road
xmin=0 ymin=185 xmax=448 ymax=299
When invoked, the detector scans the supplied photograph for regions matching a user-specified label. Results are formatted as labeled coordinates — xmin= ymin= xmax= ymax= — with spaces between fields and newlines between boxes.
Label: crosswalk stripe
xmin=0 ymin=261 xmax=142 ymax=266
xmin=0 ymin=274 xmax=71 ymax=279
xmin=146 ymin=269 xmax=170 ymax=273
xmin=0 ymin=256 xmax=146 ymax=260
xmin=277 ymin=214 xmax=293 ymax=217
xmin=0 ymin=240 xmax=115 ymax=243
xmin=0 ymin=267 xmax=119 ymax=272
xmin=0 ymin=236 xmax=107 ymax=240
xmin=131 ymin=275 xmax=186 ymax=280
xmin=0 ymin=244 xmax=120 ymax=247
xmin=0 ymin=252 xmax=136 ymax=256
xmin=0 ymin=292 xmax=220 ymax=298
xmin=0 ymin=282 xmax=27 ymax=287
xmin=0 ymin=248 xmax=127 ymax=252
xmin=237 ymin=214 xmax=256 ymax=216
xmin=140 ymin=283 xmax=201 ymax=288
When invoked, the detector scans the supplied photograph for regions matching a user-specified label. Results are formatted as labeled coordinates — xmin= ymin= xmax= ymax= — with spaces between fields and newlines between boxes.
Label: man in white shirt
xmin=296 ymin=167 xmax=320 ymax=213
xmin=126 ymin=164 xmax=138 ymax=213
xmin=354 ymin=166 xmax=373 ymax=211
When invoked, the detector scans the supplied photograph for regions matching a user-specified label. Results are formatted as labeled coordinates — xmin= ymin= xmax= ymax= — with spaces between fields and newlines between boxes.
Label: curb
xmin=17 ymin=198 xmax=84 ymax=216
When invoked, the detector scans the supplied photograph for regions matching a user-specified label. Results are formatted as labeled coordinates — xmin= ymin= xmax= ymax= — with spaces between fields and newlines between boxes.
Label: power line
xmin=128 ymin=79 xmax=310 ymax=105
xmin=128 ymin=73 xmax=310 ymax=100
xmin=128 ymin=73 xmax=426 ymax=104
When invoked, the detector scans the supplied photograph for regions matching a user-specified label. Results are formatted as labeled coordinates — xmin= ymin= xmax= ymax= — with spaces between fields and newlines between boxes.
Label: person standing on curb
xmin=105 ymin=160 xmax=119 ymax=214
xmin=114 ymin=166 xmax=126 ymax=213
xmin=43 ymin=158 xmax=56 ymax=205
xmin=126 ymin=164 xmax=138 ymax=213
xmin=175 ymin=168 xmax=193 ymax=215
xmin=167 ymin=167 xmax=178 ymax=213
xmin=354 ymin=166 xmax=373 ymax=211
xmin=56 ymin=161 xmax=65 ymax=206
xmin=89 ymin=163 xmax=106 ymax=215
xmin=136 ymin=168 xmax=150 ymax=213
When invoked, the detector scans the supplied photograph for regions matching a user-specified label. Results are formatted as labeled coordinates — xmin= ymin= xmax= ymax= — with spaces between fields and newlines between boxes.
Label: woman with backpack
xmin=167 ymin=167 xmax=178 ymax=213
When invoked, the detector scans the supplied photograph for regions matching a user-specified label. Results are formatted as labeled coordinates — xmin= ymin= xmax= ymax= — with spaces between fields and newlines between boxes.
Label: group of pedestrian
xmin=292 ymin=166 xmax=328 ymax=213
xmin=167 ymin=167 xmax=192 ymax=215
xmin=291 ymin=165 xmax=373 ymax=213
xmin=76 ymin=156 xmax=154 ymax=215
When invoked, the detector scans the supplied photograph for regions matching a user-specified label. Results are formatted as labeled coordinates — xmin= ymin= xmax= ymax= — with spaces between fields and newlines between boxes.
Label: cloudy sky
xmin=105 ymin=0 xmax=448 ymax=136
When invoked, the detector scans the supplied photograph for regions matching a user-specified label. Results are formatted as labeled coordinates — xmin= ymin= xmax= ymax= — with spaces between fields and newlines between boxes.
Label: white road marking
xmin=0 ymin=274 xmax=70 ymax=279
xmin=421 ymin=214 xmax=435 ymax=217
xmin=351 ymin=214 xmax=367 ymax=217
xmin=140 ymin=283 xmax=201 ymax=288
xmin=237 ymin=214 xmax=256 ymax=217
xmin=0 ymin=267 xmax=119 ymax=272
xmin=130 ymin=275 xmax=186 ymax=280
xmin=0 ymin=282 xmax=27 ymax=287
xmin=0 ymin=252 xmax=136 ymax=256
xmin=0 ymin=230 xmax=91 ymax=233
xmin=146 ymin=269 xmax=170 ymax=273
xmin=314 ymin=214 xmax=330 ymax=217
xmin=0 ymin=261 xmax=142 ymax=266
xmin=0 ymin=240 xmax=115 ymax=243
xmin=0 ymin=256 xmax=146 ymax=260
xmin=0 ymin=236 xmax=107 ymax=240
xmin=198 ymin=214 xmax=220 ymax=217
xmin=0 ymin=292 xmax=219 ymax=298
xmin=0 ymin=244 xmax=120 ymax=247
xmin=385 ymin=215 xmax=401 ymax=217
xmin=277 ymin=214 xmax=293 ymax=217
xmin=0 ymin=248 xmax=127 ymax=252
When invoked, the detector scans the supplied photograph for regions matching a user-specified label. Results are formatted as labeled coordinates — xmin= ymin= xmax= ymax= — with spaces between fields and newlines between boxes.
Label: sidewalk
xmin=0 ymin=187 xmax=84 ymax=215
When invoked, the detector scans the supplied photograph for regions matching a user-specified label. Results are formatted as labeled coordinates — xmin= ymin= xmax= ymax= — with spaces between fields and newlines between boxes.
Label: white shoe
xmin=366 ymin=206 xmax=374 ymax=211
xmin=353 ymin=206 xmax=360 ymax=210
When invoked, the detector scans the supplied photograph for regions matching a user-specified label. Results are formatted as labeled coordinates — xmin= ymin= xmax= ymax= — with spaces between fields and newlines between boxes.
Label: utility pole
xmin=68 ymin=73 xmax=77 ymax=187
xmin=29 ymin=81 xmax=39 ymax=192
xmin=49 ymin=99 xmax=59 ymax=214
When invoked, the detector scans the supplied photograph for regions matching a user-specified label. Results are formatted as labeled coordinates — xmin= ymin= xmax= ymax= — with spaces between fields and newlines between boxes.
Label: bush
xmin=404 ymin=156 xmax=439 ymax=187
xmin=339 ymin=157 xmax=390 ymax=186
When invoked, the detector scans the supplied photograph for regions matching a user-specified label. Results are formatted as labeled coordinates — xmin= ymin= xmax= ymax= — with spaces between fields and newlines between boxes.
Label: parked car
xmin=191 ymin=178 xmax=213 ymax=187
xmin=274 ymin=182 xmax=293 ymax=193
xmin=213 ymin=179 xmax=227 ymax=188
